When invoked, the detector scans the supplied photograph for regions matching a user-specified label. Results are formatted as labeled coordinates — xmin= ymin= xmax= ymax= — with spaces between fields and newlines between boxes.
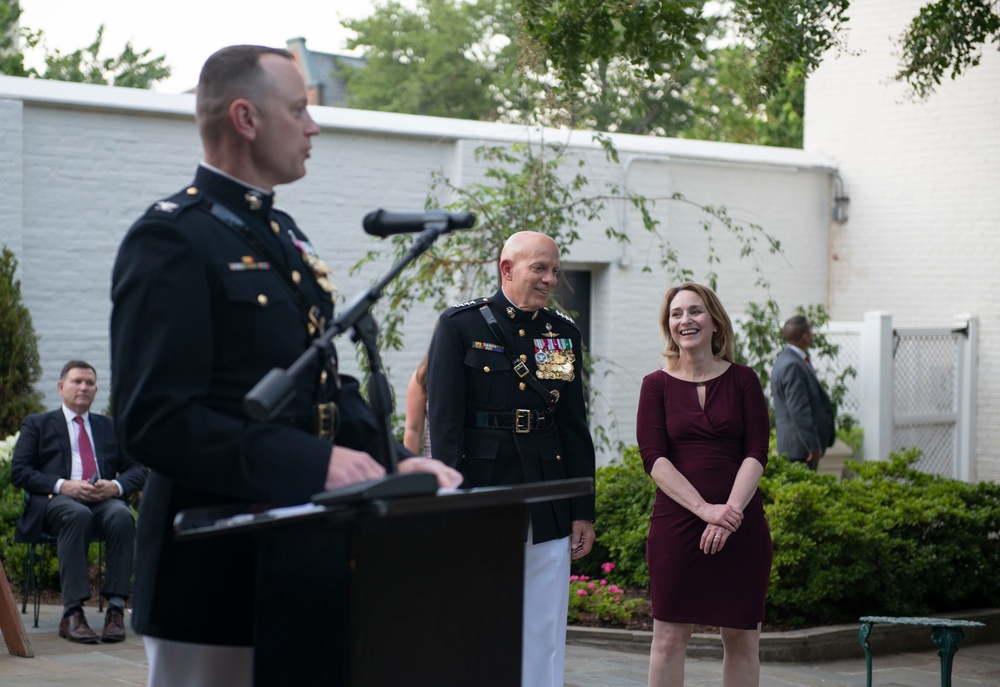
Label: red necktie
xmin=73 ymin=416 xmax=98 ymax=481
xmin=804 ymin=354 xmax=813 ymax=368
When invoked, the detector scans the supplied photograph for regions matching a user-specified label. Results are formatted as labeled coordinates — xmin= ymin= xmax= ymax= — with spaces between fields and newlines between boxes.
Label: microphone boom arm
xmin=243 ymin=217 xmax=460 ymax=472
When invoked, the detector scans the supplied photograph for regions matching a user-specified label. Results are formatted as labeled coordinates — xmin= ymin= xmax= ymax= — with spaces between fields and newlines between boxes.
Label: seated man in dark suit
xmin=11 ymin=360 xmax=146 ymax=643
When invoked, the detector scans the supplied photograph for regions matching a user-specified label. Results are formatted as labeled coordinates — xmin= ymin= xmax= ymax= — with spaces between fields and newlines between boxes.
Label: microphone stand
xmin=243 ymin=220 xmax=453 ymax=475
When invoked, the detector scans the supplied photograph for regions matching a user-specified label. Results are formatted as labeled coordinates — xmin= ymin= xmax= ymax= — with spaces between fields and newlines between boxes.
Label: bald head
xmin=499 ymin=231 xmax=560 ymax=311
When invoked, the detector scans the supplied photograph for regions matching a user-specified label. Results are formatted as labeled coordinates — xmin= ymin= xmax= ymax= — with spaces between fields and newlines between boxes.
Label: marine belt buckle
xmin=514 ymin=409 xmax=532 ymax=434
xmin=513 ymin=361 xmax=530 ymax=379
xmin=317 ymin=402 xmax=336 ymax=440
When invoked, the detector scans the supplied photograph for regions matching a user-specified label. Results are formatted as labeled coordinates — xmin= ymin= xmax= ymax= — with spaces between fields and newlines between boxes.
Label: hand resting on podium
xmin=325 ymin=446 xmax=462 ymax=491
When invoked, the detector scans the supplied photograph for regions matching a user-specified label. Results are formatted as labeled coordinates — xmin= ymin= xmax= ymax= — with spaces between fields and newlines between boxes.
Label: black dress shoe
xmin=101 ymin=606 xmax=127 ymax=643
xmin=59 ymin=609 xmax=100 ymax=644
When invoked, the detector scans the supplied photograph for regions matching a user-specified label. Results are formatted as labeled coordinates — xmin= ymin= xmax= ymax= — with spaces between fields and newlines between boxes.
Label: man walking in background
xmin=771 ymin=315 xmax=836 ymax=471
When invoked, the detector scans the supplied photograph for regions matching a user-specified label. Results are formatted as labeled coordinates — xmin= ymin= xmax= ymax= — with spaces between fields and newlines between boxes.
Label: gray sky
xmin=19 ymin=0 xmax=395 ymax=93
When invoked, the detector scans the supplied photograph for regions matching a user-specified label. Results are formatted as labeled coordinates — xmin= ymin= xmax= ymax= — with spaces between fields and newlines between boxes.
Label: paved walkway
xmin=1 ymin=604 xmax=998 ymax=686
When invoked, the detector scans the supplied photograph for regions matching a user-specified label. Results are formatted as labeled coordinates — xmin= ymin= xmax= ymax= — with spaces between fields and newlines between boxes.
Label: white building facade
xmin=0 ymin=74 xmax=837 ymax=464
xmin=804 ymin=0 xmax=1000 ymax=482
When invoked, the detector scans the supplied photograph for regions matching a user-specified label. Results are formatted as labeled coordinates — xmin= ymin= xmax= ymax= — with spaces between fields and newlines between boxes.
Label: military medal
xmin=288 ymin=233 xmax=338 ymax=302
xmin=533 ymin=337 xmax=575 ymax=381
xmin=542 ymin=322 xmax=559 ymax=338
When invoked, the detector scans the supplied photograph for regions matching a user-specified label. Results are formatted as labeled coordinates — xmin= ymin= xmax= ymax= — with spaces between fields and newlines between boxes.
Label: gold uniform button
xmin=483 ymin=366 xmax=491 ymax=373
xmin=186 ymin=186 xmax=198 ymax=195
xmin=291 ymin=270 xmax=301 ymax=284
xmin=307 ymin=323 xmax=317 ymax=336
xmin=320 ymin=370 xmax=328 ymax=384
xmin=518 ymin=329 xmax=525 ymax=337
xmin=257 ymin=294 xmax=268 ymax=307
xmin=519 ymin=382 xmax=526 ymax=391
xmin=520 ymin=354 xmax=528 ymax=362
xmin=270 ymin=220 xmax=281 ymax=234
xmin=555 ymin=455 xmax=562 ymax=461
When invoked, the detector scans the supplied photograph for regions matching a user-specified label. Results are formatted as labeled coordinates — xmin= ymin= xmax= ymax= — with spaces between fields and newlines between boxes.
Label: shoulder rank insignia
xmin=449 ymin=297 xmax=488 ymax=309
xmin=153 ymin=200 xmax=179 ymax=213
xmin=549 ymin=308 xmax=578 ymax=328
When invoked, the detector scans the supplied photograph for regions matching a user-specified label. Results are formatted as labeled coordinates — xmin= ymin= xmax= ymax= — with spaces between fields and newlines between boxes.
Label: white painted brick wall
xmin=805 ymin=0 xmax=1000 ymax=482
xmin=0 ymin=75 xmax=833 ymax=466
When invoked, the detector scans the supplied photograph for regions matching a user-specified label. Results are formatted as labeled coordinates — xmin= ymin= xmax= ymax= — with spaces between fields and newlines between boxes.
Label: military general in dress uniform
xmin=110 ymin=45 xmax=459 ymax=687
xmin=426 ymin=231 xmax=596 ymax=687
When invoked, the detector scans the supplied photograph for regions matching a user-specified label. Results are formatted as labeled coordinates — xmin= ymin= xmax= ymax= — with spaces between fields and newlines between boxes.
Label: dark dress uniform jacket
xmin=10 ymin=410 xmax=146 ymax=542
xmin=427 ymin=290 xmax=596 ymax=544
xmin=110 ymin=167 xmax=384 ymax=646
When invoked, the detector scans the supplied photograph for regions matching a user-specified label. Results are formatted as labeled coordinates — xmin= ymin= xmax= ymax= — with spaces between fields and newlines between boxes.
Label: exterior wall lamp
xmin=833 ymin=172 xmax=850 ymax=223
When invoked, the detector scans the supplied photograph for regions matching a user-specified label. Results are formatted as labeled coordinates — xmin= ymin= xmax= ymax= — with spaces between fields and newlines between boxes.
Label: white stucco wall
xmin=0 ymin=74 xmax=835 ymax=462
xmin=804 ymin=0 xmax=1000 ymax=482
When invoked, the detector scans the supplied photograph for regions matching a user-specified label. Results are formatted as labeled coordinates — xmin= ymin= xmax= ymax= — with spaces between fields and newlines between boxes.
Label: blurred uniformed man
xmin=111 ymin=44 xmax=459 ymax=687
xmin=427 ymin=231 xmax=596 ymax=687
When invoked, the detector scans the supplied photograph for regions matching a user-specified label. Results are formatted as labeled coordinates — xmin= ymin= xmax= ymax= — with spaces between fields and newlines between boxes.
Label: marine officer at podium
xmin=110 ymin=45 xmax=460 ymax=687
xmin=427 ymin=231 xmax=597 ymax=687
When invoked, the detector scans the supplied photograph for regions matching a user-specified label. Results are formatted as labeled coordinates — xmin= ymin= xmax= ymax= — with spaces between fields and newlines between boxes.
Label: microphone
xmin=362 ymin=209 xmax=476 ymax=238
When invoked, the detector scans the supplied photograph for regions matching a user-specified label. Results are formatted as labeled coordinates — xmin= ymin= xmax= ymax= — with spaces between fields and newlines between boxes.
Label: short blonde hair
xmin=659 ymin=282 xmax=735 ymax=365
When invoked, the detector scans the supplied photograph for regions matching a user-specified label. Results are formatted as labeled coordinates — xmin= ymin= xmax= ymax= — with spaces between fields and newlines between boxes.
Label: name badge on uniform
xmin=534 ymin=338 xmax=575 ymax=381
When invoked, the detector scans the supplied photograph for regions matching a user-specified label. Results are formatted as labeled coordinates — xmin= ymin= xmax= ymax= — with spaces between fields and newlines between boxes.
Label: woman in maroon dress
xmin=636 ymin=283 xmax=772 ymax=686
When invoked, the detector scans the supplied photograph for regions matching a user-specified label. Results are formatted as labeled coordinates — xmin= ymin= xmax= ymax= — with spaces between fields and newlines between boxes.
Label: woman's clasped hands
xmin=697 ymin=502 xmax=744 ymax=555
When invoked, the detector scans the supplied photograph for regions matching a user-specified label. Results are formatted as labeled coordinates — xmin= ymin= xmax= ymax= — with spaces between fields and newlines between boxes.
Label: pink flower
xmin=600 ymin=579 xmax=608 ymax=585
xmin=579 ymin=575 xmax=590 ymax=581
xmin=569 ymin=575 xmax=579 ymax=581
xmin=576 ymin=589 xmax=588 ymax=596
xmin=587 ymin=582 xmax=595 ymax=589
xmin=609 ymin=585 xmax=622 ymax=594
xmin=613 ymin=597 xmax=621 ymax=602
xmin=601 ymin=562 xmax=615 ymax=574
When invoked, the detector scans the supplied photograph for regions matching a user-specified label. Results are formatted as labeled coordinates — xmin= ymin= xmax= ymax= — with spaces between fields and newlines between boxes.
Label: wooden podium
xmin=175 ymin=477 xmax=592 ymax=686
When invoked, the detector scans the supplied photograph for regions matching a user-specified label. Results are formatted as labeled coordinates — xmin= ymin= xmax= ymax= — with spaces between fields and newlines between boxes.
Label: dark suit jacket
xmin=426 ymin=289 xmax=596 ymax=544
xmin=111 ymin=167 xmax=389 ymax=646
xmin=770 ymin=346 xmax=836 ymax=459
xmin=10 ymin=409 xmax=146 ymax=543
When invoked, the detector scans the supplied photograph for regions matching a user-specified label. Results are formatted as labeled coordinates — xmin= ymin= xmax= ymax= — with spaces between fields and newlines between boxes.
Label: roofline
xmin=0 ymin=75 xmax=838 ymax=173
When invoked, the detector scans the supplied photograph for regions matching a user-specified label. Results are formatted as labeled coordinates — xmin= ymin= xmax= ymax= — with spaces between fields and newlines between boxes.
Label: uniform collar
xmin=493 ymin=288 xmax=540 ymax=324
xmin=195 ymin=164 xmax=275 ymax=215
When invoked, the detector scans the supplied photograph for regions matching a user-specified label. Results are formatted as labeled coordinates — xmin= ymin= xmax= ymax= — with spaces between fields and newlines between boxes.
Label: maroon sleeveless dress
xmin=636 ymin=365 xmax=772 ymax=629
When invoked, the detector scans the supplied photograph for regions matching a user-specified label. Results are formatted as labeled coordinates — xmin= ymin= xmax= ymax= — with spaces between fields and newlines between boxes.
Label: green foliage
xmin=0 ymin=0 xmax=30 ymax=77
xmin=895 ymin=0 xmax=1000 ymax=100
xmin=572 ymin=446 xmax=654 ymax=588
xmin=520 ymin=0 xmax=707 ymax=93
xmin=568 ymin=561 xmax=646 ymax=626
xmin=343 ymin=0 xmax=508 ymax=119
xmin=341 ymin=0 xmax=807 ymax=146
xmin=733 ymin=0 xmax=850 ymax=98
xmin=0 ymin=246 xmax=44 ymax=438
xmin=0 ymin=2 xmax=170 ymax=89
xmin=39 ymin=24 xmax=170 ymax=88
xmin=762 ymin=448 xmax=1000 ymax=625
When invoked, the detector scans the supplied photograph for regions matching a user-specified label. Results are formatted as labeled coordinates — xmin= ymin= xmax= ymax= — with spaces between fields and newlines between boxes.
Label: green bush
xmin=572 ymin=446 xmax=654 ymax=588
xmin=580 ymin=443 xmax=1000 ymax=628
xmin=763 ymin=449 xmax=1000 ymax=625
